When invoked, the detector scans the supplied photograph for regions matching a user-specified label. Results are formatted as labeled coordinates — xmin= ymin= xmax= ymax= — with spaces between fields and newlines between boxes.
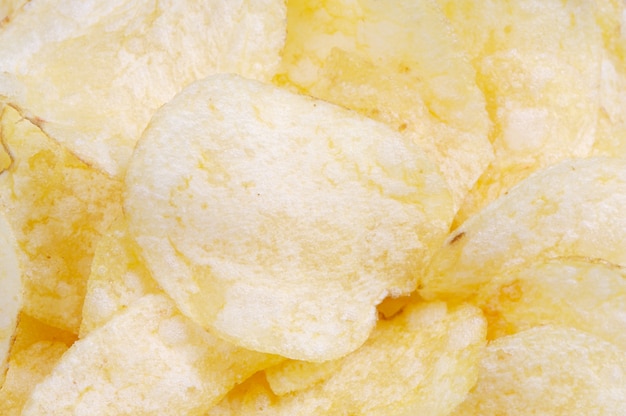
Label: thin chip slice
xmin=421 ymin=157 xmax=626 ymax=301
xmin=276 ymin=0 xmax=493 ymax=209
xmin=21 ymin=294 xmax=282 ymax=416
xmin=0 ymin=210 xmax=21 ymax=385
xmin=0 ymin=104 xmax=123 ymax=333
xmin=0 ymin=0 xmax=286 ymax=176
xmin=439 ymin=0 xmax=602 ymax=225
xmin=451 ymin=326 xmax=626 ymax=415
xmin=0 ymin=314 xmax=76 ymax=416
xmin=476 ymin=258 xmax=626 ymax=345
xmin=209 ymin=301 xmax=486 ymax=415
xmin=125 ymin=73 xmax=454 ymax=361
xmin=80 ymin=215 xmax=161 ymax=337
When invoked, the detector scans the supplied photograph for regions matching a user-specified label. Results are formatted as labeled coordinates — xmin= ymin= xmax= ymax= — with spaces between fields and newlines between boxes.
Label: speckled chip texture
xmin=208 ymin=301 xmax=486 ymax=416
xmin=0 ymin=0 xmax=287 ymax=176
xmin=421 ymin=156 xmax=626 ymax=301
xmin=20 ymin=294 xmax=281 ymax=416
xmin=124 ymin=73 xmax=454 ymax=361
xmin=450 ymin=325 xmax=626 ymax=415
xmin=0 ymin=211 xmax=21 ymax=386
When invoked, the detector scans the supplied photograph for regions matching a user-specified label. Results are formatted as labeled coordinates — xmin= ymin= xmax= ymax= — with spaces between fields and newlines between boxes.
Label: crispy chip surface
xmin=0 ymin=314 xmax=76 ymax=416
xmin=125 ymin=73 xmax=454 ymax=361
xmin=209 ymin=301 xmax=486 ymax=415
xmin=276 ymin=0 xmax=493 ymax=209
xmin=0 ymin=105 xmax=123 ymax=333
xmin=0 ymin=210 xmax=21 ymax=385
xmin=0 ymin=0 xmax=286 ymax=176
xmin=451 ymin=326 xmax=626 ymax=415
xmin=22 ymin=295 xmax=281 ymax=416
xmin=421 ymin=157 xmax=626 ymax=301
xmin=79 ymin=216 xmax=160 ymax=337
xmin=475 ymin=258 xmax=626 ymax=345
xmin=439 ymin=0 xmax=602 ymax=224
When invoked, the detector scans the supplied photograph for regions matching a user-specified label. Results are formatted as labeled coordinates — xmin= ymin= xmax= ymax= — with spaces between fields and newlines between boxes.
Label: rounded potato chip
xmin=451 ymin=325 xmax=626 ymax=415
xmin=0 ymin=211 xmax=21 ymax=386
xmin=421 ymin=157 xmax=626 ymax=301
xmin=125 ymin=74 xmax=454 ymax=361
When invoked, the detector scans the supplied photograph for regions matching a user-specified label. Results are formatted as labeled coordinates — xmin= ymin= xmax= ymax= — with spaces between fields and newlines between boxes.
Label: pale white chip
xmin=0 ymin=0 xmax=286 ymax=176
xmin=21 ymin=294 xmax=281 ymax=416
xmin=421 ymin=157 xmax=626 ymax=301
xmin=125 ymin=73 xmax=454 ymax=361
xmin=451 ymin=325 xmax=626 ymax=415
xmin=0 ymin=211 xmax=21 ymax=386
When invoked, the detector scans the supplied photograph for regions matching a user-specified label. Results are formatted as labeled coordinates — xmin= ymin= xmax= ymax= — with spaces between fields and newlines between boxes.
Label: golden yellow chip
xmin=0 ymin=314 xmax=76 ymax=416
xmin=0 ymin=0 xmax=287 ymax=176
xmin=125 ymin=73 xmax=454 ymax=361
xmin=439 ymin=0 xmax=602 ymax=224
xmin=451 ymin=325 xmax=626 ymax=415
xmin=0 ymin=105 xmax=123 ymax=333
xmin=79 ymin=215 xmax=160 ymax=337
xmin=22 ymin=294 xmax=281 ymax=415
xmin=276 ymin=0 xmax=493 ymax=209
xmin=0 ymin=210 xmax=21 ymax=385
xmin=475 ymin=258 xmax=626 ymax=346
xmin=209 ymin=301 xmax=486 ymax=415
xmin=421 ymin=157 xmax=626 ymax=301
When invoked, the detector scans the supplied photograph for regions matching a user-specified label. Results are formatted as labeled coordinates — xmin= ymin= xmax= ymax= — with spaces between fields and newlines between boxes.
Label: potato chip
xmin=475 ymin=258 xmax=626 ymax=345
xmin=0 ymin=0 xmax=286 ymax=176
xmin=421 ymin=157 xmax=626 ymax=301
xmin=451 ymin=325 xmax=626 ymax=415
xmin=0 ymin=210 xmax=21 ymax=385
xmin=79 ymin=215 xmax=161 ymax=337
xmin=125 ymin=73 xmax=454 ymax=361
xmin=21 ymin=294 xmax=281 ymax=416
xmin=438 ymin=0 xmax=602 ymax=225
xmin=0 ymin=314 xmax=76 ymax=416
xmin=276 ymin=0 xmax=493 ymax=209
xmin=0 ymin=105 xmax=123 ymax=333
xmin=209 ymin=301 xmax=486 ymax=415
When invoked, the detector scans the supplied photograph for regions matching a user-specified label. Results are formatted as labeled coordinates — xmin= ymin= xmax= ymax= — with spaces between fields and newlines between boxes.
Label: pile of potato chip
xmin=2 ymin=0 xmax=626 ymax=414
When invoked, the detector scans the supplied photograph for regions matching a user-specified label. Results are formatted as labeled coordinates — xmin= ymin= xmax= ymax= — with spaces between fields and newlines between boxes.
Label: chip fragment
xmin=210 ymin=301 xmax=486 ymax=415
xmin=125 ymin=73 xmax=454 ymax=361
xmin=0 ymin=210 xmax=21 ymax=386
xmin=421 ymin=157 xmax=626 ymax=301
xmin=475 ymin=258 xmax=626 ymax=346
xmin=0 ymin=0 xmax=287 ymax=176
xmin=0 ymin=105 xmax=123 ymax=333
xmin=276 ymin=0 xmax=493 ymax=209
xmin=21 ymin=295 xmax=281 ymax=416
xmin=451 ymin=326 xmax=626 ymax=415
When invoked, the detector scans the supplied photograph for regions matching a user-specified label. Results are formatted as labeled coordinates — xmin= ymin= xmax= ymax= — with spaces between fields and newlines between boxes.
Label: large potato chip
xmin=80 ymin=216 xmax=160 ymax=337
xmin=451 ymin=325 xmax=626 ymax=415
xmin=439 ymin=0 xmax=602 ymax=225
xmin=21 ymin=294 xmax=281 ymax=416
xmin=276 ymin=0 xmax=493 ymax=209
xmin=209 ymin=301 xmax=486 ymax=415
xmin=125 ymin=73 xmax=454 ymax=361
xmin=0 ymin=0 xmax=286 ymax=176
xmin=0 ymin=314 xmax=76 ymax=416
xmin=421 ymin=157 xmax=626 ymax=301
xmin=475 ymin=258 xmax=626 ymax=345
xmin=0 ymin=210 xmax=21 ymax=385
xmin=0 ymin=104 xmax=123 ymax=333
